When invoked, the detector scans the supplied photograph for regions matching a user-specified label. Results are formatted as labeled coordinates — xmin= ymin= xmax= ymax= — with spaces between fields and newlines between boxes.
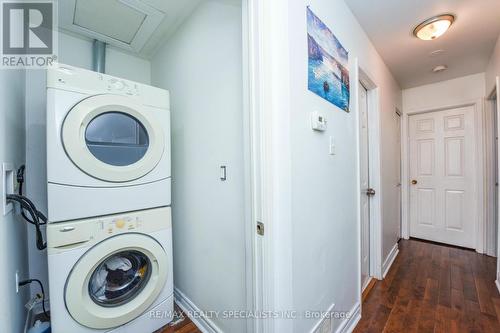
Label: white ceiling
xmin=344 ymin=0 xmax=500 ymax=88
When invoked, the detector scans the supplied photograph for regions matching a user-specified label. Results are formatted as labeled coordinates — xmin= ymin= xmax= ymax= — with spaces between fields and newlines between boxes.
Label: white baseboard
xmin=174 ymin=288 xmax=222 ymax=333
xmin=382 ymin=243 xmax=399 ymax=279
xmin=334 ymin=302 xmax=361 ymax=333
xmin=496 ymin=279 xmax=500 ymax=295
xmin=308 ymin=302 xmax=336 ymax=333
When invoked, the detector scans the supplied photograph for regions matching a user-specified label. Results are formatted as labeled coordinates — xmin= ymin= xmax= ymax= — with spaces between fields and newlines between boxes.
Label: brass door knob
xmin=411 ymin=180 xmax=418 ymax=185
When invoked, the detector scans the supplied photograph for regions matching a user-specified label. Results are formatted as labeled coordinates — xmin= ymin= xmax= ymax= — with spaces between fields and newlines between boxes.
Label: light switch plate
xmin=329 ymin=136 xmax=336 ymax=155
xmin=2 ymin=163 xmax=14 ymax=216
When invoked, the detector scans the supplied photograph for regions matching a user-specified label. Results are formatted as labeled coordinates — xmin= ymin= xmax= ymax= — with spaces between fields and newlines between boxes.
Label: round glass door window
xmin=85 ymin=112 xmax=149 ymax=167
xmin=88 ymin=250 xmax=152 ymax=307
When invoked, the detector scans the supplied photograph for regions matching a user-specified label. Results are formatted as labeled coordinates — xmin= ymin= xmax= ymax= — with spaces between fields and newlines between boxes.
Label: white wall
xmin=266 ymin=0 xmax=402 ymax=332
xmin=151 ymin=1 xmax=247 ymax=332
xmin=58 ymin=32 xmax=151 ymax=84
xmin=486 ymin=36 xmax=500 ymax=95
xmin=403 ymin=73 xmax=486 ymax=112
xmin=0 ymin=70 xmax=29 ymax=333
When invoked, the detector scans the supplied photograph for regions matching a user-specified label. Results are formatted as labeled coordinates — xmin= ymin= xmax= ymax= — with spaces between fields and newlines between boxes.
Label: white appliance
xmin=47 ymin=207 xmax=173 ymax=333
xmin=46 ymin=64 xmax=171 ymax=222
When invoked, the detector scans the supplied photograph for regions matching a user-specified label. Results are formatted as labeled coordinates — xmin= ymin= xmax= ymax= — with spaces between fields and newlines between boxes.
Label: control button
xmin=115 ymin=219 xmax=126 ymax=229
xmin=109 ymin=79 xmax=125 ymax=90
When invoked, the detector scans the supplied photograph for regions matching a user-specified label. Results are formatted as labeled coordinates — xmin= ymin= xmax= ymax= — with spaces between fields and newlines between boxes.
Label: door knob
xmin=411 ymin=180 xmax=418 ymax=185
xmin=366 ymin=188 xmax=376 ymax=196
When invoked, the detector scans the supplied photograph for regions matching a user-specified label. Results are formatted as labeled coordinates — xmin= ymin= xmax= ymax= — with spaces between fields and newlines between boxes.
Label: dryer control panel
xmin=46 ymin=63 xmax=170 ymax=109
xmin=46 ymin=206 xmax=171 ymax=253
xmin=106 ymin=78 xmax=139 ymax=96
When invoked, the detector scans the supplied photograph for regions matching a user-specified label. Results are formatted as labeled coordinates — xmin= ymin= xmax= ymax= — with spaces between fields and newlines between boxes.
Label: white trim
xmin=174 ymin=288 xmax=222 ymax=333
xmin=354 ymin=60 xmax=384 ymax=281
xmin=495 ymin=76 xmax=500 ymax=290
xmin=382 ymin=243 xmax=399 ymax=278
xmin=308 ymin=302 xmax=336 ymax=333
xmin=476 ymin=99 xmax=486 ymax=253
xmin=334 ymin=302 xmax=361 ymax=333
xmin=361 ymin=276 xmax=373 ymax=294
xmin=401 ymin=99 xmax=485 ymax=252
xmin=250 ymin=0 xmax=293 ymax=332
xmin=496 ymin=279 xmax=500 ymax=294
xmin=241 ymin=1 xmax=259 ymax=332
xmin=484 ymin=93 xmax=498 ymax=257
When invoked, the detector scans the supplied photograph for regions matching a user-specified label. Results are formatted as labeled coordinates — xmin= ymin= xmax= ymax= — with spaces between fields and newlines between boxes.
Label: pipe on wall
xmin=92 ymin=40 xmax=106 ymax=73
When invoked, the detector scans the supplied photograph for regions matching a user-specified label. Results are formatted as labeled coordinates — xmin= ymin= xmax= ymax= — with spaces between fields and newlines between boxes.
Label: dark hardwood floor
xmin=354 ymin=238 xmax=500 ymax=333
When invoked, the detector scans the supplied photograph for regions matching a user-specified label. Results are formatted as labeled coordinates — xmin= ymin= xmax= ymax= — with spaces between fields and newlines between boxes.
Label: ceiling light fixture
xmin=413 ymin=14 xmax=455 ymax=40
xmin=432 ymin=65 xmax=448 ymax=73
xmin=429 ymin=49 xmax=445 ymax=57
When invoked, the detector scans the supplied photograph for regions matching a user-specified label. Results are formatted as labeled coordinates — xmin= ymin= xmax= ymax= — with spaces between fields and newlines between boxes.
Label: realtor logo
xmin=1 ymin=0 xmax=57 ymax=68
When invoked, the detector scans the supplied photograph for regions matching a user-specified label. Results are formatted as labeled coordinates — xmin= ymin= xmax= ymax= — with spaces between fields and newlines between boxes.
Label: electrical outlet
xmin=15 ymin=270 xmax=19 ymax=293
xmin=2 ymin=163 xmax=14 ymax=216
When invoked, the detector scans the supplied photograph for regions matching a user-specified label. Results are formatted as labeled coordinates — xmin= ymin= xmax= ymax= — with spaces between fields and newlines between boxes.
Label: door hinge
xmin=257 ymin=221 xmax=264 ymax=236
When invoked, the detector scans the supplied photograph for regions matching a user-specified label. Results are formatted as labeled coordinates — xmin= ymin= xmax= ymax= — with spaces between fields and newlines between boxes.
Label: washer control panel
xmin=47 ymin=207 xmax=171 ymax=253
xmin=101 ymin=215 xmax=143 ymax=235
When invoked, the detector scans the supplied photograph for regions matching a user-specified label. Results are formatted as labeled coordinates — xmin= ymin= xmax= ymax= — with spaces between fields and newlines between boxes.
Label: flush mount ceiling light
xmin=429 ymin=49 xmax=445 ymax=57
xmin=413 ymin=14 xmax=455 ymax=40
xmin=432 ymin=65 xmax=448 ymax=73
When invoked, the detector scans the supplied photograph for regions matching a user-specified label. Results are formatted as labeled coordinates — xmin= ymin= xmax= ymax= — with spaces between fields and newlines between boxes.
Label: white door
xmin=409 ymin=106 xmax=476 ymax=248
xmin=359 ymin=82 xmax=371 ymax=290
xmin=395 ymin=111 xmax=402 ymax=238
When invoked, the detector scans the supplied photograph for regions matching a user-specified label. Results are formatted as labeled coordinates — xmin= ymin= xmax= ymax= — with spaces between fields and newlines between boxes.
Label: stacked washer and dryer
xmin=32 ymin=64 xmax=174 ymax=332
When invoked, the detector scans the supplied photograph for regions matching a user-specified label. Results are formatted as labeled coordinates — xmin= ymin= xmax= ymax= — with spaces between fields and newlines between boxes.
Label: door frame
xmin=494 ymin=76 xmax=500 ymax=290
xmin=353 ymin=60 xmax=384 ymax=284
xmin=485 ymin=85 xmax=499 ymax=257
xmin=245 ymin=0 xmax=293 ymax=332
xmin=358 ymin=80 xmax=371 ymax=292
xmin=401 ymin=98 xmax=485 ymax=252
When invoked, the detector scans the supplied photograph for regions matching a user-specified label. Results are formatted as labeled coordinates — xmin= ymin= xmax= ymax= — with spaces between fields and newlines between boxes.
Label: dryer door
xmin=62 ymin=94 xmax=165 ymax=182
xmin=65 ymin=233 xmax=168 ymax=329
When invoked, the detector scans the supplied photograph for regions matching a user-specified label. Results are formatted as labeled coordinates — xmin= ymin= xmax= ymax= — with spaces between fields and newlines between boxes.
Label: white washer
xmin=46 ymin=64 xmax=171 ymax=222
xmin=47 ymin=207 xmax=173 ymax=333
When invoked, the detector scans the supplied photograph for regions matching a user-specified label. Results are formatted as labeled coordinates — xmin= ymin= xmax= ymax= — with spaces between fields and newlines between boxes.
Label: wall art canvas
xmin=307 ymin=7 xmax=350 ymax=112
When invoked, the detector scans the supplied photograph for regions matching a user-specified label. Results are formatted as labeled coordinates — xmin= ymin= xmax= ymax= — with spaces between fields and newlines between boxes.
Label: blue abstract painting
xmin=307 ymin=7 xmax=350 ymax=112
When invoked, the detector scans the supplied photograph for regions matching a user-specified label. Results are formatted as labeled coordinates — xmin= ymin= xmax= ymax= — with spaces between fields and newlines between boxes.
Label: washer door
xmin=65 ymin=234 xmax=168 ymax=329
xmin=62 ymin=94 xmax=165 ymax=182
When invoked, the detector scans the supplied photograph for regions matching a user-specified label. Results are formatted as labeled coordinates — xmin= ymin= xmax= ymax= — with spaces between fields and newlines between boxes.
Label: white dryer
xmin=47 ymin=207 xmax=173 ymax=333
xmin=46 ymin=64 xmax=171 ymax=222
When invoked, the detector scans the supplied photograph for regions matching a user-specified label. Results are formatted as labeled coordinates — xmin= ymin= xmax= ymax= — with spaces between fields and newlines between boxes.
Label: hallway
xmin=354 ymin=239 xmax=500 ymax=333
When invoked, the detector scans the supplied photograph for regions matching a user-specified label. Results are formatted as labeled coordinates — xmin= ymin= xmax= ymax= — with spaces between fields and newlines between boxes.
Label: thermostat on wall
xmin=311 ymin=111 xmax=327 ymax=131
